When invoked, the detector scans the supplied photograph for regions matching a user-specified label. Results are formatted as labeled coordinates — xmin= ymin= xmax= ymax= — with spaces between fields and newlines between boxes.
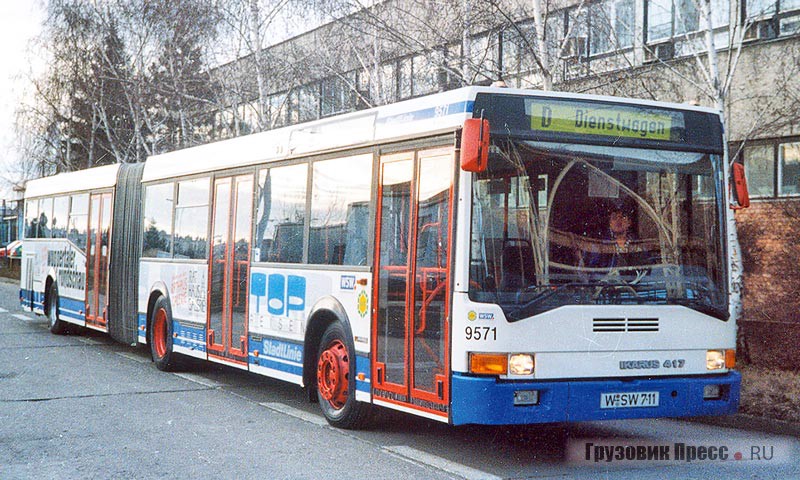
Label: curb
xmin=688 ymin=413 xmax=800 ymax=438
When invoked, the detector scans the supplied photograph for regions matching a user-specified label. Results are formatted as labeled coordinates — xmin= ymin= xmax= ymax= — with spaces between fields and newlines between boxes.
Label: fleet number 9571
xmin=465 ymin=326 xmax=497 ymax=341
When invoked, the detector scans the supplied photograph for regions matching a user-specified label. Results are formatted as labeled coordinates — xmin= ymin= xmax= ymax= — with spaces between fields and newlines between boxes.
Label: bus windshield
xmin=468 ymin=139 xmax=728 ymax=321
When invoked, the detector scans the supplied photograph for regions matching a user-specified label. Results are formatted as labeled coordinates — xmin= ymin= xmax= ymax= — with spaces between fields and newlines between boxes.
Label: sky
xmin=0 ymin=1 xmax=44 ymax=198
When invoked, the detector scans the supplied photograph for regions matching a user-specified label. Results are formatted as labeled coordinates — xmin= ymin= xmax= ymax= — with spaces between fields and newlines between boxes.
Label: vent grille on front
xmin=593 ymin=317 xmax=659 ymax=332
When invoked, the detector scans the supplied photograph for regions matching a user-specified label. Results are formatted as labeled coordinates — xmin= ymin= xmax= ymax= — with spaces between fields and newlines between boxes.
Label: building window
xmin=412 ymin=53 xmax=441 ymax=97
xmin=743 ymin=141 xmax=800 ymax=198
xmin=589 ymin=0 xmax=635 ymax=55
xmin=398 ymin=57 xmax=413 ymax=100
xmin=748 ymin=0 xmax=777 ymax=17
xmin=744 ymin=144 xmax=775 ymax=197
xmin=779 ymin=142 xmax=800 ymax=195
xmin=647 ymin=0 xmax=728 ymax=42
xmin=747 ymin=0 xmax=800 ymax=36
xmin=501 ymin=23 xmax=536 ymax=77
xmin=648 ymin=0 xmax=696 ymax=41
xmin=321 ymin=74 xmax=354 ymax=117
xmin=379 ymin=63 xmax=397 ymax=104
xmin=468 ymin=31 xmax=499 ymax=82
xmin=268 ymin=93 xmax=288 ymax=128
xmin=566 ymin=7 xmax=589 ymax=58
xmin=291 ymin=84 xmax=319 ymax=124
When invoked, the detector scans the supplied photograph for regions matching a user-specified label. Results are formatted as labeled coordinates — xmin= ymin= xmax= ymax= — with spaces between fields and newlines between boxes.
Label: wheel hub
xmin=317 ymin=340 xmax=349 ymax=409
xmin=153 ymin=308 xmax=168 ymax=359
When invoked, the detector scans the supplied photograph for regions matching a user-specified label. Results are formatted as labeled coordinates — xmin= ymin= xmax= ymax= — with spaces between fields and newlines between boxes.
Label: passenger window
xmin=254 ymin=164 xmax=307 ymax=263
xmin=173 ymin=178 xmax=209 ymax=260
xmin=52 ymin=196 xmax=70 ymax=239
xmin=68 ymin=194 xmax=89 ymax=251
xmin=142 ymin=183 xmax=174 ymax=258
xmin=24 ymin=200 xmax=38 ymax=239
xmin=37 ymin=198 xmax=53 ymax=239
xmin=309 ymin=154 xmax=372 ymax=265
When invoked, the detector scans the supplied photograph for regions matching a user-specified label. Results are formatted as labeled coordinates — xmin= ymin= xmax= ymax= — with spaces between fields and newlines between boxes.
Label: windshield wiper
xmin=507 ymin=283 xmax=595 ymax=322
xmin=669 ymin=298 xmax=729 ymax=321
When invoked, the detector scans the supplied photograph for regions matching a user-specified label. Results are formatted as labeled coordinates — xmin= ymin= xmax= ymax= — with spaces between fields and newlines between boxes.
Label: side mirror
xmin=460 ymin=118 xmax=490 ymax=172
xmin=731 ymin=162 xmax=750 ymax=209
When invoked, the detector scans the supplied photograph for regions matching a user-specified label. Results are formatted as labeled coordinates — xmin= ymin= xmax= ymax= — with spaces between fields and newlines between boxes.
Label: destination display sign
xmin=526 ymin=99 xmax=685 ymax=142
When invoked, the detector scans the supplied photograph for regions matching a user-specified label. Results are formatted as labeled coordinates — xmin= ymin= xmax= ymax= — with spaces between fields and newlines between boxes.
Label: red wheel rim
xmin=317 ymin=339 xmax=349 ymax=409
xmin=153 ymin=307 xmax=168 ymax=359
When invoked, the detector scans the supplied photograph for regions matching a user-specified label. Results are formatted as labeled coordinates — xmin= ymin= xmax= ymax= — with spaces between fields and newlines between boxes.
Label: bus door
xmin=85 ymin=192 xmax=112 ymax=330
xmin=373 ymin=148 xmax=454 ymax=416
xmin=207 ymin=174 xmax=253 ymax=365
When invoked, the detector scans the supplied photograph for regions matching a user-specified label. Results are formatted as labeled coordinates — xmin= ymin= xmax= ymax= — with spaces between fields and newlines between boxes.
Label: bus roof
xmin=24 ymin=163 xmax=120 ymax=199
xmin=142 ymin=86 xmax=721 ymax=182
xmin=21 ymin=86 xmax=724 ymax=192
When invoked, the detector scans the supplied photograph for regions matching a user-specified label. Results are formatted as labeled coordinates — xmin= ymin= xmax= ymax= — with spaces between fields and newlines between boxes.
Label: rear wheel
xmin=149 ymin=296 xmax=178 ymax=371
xmin=316 ymin=321 xmax=371 ymax=429
xmin=47 ymin=283 xmax=68 ymax=335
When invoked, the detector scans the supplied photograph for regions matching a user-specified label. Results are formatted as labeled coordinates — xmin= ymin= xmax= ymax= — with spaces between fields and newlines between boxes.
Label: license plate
xmin=600 ymin=391 xmax=659 ymax=409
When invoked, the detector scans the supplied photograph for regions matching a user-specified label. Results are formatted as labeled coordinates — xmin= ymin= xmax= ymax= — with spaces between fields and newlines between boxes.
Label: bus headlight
xmin=469 ymin=353 xmax=536 ymax=376
xmin=706 ymin=350 xmax=725 ymax=370
xmin=509 ymin=353 xmax=535 ymax=375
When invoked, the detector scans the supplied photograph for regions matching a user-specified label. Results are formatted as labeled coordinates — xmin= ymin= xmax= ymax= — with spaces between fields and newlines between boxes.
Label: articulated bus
xmin=21 ymin=86 xmax=742 ymax=428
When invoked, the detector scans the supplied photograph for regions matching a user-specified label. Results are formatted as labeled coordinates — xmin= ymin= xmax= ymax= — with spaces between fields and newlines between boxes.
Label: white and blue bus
xmin=21 ymin=86 xmax=743 ymax=428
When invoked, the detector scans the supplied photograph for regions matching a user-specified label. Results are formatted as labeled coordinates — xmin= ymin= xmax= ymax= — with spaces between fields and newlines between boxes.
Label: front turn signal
xmin=469 ymin=353 xmax=508 ymax=375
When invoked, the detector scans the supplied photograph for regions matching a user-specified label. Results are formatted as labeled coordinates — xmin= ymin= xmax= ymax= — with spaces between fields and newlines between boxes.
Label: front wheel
xmin=316 ymin=322 xmax=371 ymax=429
xmin=149 ymin=296 xmax=179 ymax=371
xmin=47 ymin=283 xmax=68 ymax=335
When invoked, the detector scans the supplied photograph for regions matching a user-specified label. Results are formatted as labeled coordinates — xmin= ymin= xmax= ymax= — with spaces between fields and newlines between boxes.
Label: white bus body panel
xmin=24 ymin=164 xmax=119 ymax=199
xmin=139 ymin=262 xmax=373 ymax=389
xmin=21 ymin=239 xmax=87 ymax=322
xmin=247 ymin=266 xmax=372 ymax=389
xmin=451 ymin=295 xmax=736 ymax=378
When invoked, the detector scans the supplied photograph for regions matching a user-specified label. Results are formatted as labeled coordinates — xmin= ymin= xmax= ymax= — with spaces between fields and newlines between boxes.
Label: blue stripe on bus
xmin=173 ymin=321 xmax=206 ymax=352
xmin=57 ymin=296 xmax=85 ymax=321
xmin=20 ymin=288 xmax=87 ymax=322
xmin=249 ymin=336 xmax=303 ymax=376
xmin=20 ymin=289 xmax=44 ymax=310
xmin=19 ymin=288 xmax=32 ymax=309
xmin=376 ymin=100 xmax=474 ymax=125
xmin=450 ymin=371 xmax=741 ymax=426
xmin=355 ymin=354 xmax=370 ymax=393
xmin=250 ymin=355 xmax=304 ymax=376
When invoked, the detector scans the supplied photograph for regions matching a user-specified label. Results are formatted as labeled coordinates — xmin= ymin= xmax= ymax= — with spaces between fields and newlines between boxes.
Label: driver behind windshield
xmin=584 ymin=201 xmax=650 ymax=280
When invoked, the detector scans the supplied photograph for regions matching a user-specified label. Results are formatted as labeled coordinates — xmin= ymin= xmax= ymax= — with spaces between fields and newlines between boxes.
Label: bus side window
xmin=255 ymin=164 xmax=308 ymax=264
xmin=142 ymin=183 xmax=174 ymax=258
xmin=68 ymin=194 xmax=89 ymax=252
xmin=25 ymin=200 xmax=38 ymax=239
xmin=173 ymin=178 xmax=210 ymax=260
xmin=309 ymin=154 xmax=372 ymax=266
xmin=52 ymin=196 xmax=70 ymax=238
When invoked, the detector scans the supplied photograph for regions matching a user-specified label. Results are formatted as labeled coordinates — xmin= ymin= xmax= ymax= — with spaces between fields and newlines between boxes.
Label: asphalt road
xmin=1 ymin=278 xmax=798 ymax=480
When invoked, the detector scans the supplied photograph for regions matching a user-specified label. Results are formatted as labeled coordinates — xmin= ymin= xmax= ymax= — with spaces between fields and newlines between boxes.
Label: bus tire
xmin=47 ymin=283 xmax=68 ymax=335
xmin=316 ymin=321 xmax=371 ymax=429
xmin=149 ymin=296 xmax=178 ymax=371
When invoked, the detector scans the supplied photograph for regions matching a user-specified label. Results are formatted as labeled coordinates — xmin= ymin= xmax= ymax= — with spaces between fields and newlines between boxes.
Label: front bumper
xmin=450 ymin=371 xmax=740 ymax=425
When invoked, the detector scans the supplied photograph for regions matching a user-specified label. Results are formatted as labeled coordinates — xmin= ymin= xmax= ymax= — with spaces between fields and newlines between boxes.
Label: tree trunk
xmin=249 ymin=0 xmax=269 ymax=131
